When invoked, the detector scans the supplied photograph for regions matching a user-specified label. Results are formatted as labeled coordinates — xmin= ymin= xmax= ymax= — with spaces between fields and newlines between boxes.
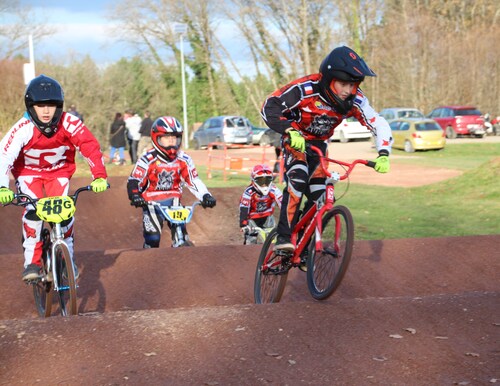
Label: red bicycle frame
xmin=285 ymin=145 xmax=372 ymax=265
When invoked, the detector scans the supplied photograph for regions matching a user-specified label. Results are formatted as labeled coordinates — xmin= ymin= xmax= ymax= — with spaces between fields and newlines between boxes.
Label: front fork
xmin=49 ymin=223 xmax=72 ymax=291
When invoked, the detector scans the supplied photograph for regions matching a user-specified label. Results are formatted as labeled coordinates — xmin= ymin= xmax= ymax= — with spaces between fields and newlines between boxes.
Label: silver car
xmin=193 ymin=116 xmax=253 ymax=149
xmin=379 ymin=107 xmax=425 ymax=122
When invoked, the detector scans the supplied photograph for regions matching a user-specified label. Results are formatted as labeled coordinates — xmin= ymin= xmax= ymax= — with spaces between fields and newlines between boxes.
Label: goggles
xmin=254 ymin=176 xmax=273 ymax=186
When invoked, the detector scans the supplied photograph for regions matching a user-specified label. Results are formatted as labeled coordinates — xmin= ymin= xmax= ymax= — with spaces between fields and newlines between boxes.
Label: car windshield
xmin=453 ymin=109 xmax=481 ymax=116
xmin=415 ymin=122 xmax=442 ymax=131
xmin=397 ymin=110 xmax=424 ymax=118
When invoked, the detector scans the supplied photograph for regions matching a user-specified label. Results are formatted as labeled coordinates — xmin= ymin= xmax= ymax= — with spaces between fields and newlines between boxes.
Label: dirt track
xmin=0 ymin=172 xmax=499 ymax=385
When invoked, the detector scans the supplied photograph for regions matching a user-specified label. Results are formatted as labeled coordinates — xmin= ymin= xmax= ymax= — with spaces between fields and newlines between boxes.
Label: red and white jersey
xmin=0 ymin=112 xmax=107 ymax=187
xmin=239 ymin=184 xmax=282 ymax=227
xmin=128 ymin=149 xmax=210 ymax=202
xmin=261 ymin=73 xmax=392 ymax=154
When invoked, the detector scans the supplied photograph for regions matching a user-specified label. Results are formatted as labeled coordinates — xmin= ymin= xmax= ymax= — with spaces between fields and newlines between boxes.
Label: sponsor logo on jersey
xmin=314 ymin=101 xmax=333 ymax=112
xmin=132 ymin=166 xmax=146 ymax=179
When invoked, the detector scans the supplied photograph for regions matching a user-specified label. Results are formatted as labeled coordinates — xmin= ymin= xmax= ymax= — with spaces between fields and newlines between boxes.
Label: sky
xmin=16 ymin=1 xmax=137 ymax=66
xmin=12 ymin=1 xmax=251 ymax=76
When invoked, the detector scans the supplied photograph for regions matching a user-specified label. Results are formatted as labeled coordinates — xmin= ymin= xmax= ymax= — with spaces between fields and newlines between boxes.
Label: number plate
xmin=36 ymin=196 xmax=76 ymax=223
xmin=165 ymin=208 xmax=190 ymax=222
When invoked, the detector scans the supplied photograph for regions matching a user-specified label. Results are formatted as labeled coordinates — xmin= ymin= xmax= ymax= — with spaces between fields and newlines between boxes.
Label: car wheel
xmin=260 ymin=134 xmax=270 ymax=146
xmin=194 ymin=139 xmax=201 ymax=150
xmin=404 ymin=140 xmax=415 ymax=153
xmin=339 ymin=131 xmax=349 ymax=143
xmin=446 ymin=126 xmax=457 ymax=139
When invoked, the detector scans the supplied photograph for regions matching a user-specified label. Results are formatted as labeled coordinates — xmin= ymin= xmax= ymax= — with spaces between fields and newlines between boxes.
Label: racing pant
xmin=141 ymin=198 xmax=187 ymax=248
xmin=277 ymin=140 xmax=328 ymax=241
xmin=16 ymin=176 xmax=73 ymax=268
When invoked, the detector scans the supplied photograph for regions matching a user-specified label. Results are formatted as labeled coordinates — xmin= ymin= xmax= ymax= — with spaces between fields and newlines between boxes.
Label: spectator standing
xmin=124 ymin=109 xmax=142 ymax=164
xmin=109 ymin=112 xmax=127 ymax=165
xmin=68 ymin=104 xmax=84 ymax=122
xmin=138 ymin=111 xmax=153 ymax=156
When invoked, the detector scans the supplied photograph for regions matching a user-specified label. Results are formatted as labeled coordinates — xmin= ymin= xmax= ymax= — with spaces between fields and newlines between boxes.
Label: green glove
xmin=0 ymin=187 xmax=14 ymax=204
xmin=288 ymin=130 xmax=305 ymax=152
xmin=90 ymin=178 xmax=108 ymax=193
xmin=374 ymin=155 xmax=390 ymax=173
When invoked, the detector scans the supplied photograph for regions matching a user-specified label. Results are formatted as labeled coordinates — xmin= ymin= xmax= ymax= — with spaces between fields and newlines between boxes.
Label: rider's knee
xmin=287 ymin=167 xmax=308 ymax=193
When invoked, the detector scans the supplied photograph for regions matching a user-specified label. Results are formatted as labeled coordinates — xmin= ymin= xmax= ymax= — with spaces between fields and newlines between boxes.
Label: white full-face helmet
xmin=251 ymin=164 xmax=274 ymax=196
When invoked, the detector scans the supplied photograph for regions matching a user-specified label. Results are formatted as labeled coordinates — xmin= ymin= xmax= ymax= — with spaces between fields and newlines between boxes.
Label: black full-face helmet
xmin=318 ymin=46 xmax=376 ymax=114
xmin=25 ymin=75 xmax=65 ymax=137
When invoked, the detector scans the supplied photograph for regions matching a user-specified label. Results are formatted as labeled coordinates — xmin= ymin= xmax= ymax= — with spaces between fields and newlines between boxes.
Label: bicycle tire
xmin=54 ymin=243 xmax=77 ymax=316
xmin=32 ymin=228 xmax=53 ymax=317
xmin=254 ymin=229 xmax=288 ymax=304
xmin=32 ymin=260 xmax=53 ymax=317
xmin=307 ymin=205 xmax=354 ymax=300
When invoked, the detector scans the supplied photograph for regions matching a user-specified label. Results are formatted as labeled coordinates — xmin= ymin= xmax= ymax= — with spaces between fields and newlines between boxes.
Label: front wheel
xmin=254 ymin=229 xmax=288 ymax=304
xmin=307 ymin=205 xmax=354 ymax=300
xmin=54 ymin=243 xmax=77 ymax=316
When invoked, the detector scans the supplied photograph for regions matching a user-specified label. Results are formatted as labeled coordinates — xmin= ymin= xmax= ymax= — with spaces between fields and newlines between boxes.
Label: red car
xmin=427 ymin=106 xmax=485 ymax=139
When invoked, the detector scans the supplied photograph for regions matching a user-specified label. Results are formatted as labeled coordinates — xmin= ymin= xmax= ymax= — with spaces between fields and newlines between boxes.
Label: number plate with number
xmin=35 ymin=196 xmax=76 ymax=223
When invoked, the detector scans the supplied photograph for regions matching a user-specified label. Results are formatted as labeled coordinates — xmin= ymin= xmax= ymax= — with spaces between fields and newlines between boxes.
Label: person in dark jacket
xmin=138 ymin=111 xmax=153 ymax=156
xmin=109 ymin=112 xmax=127 ymax=165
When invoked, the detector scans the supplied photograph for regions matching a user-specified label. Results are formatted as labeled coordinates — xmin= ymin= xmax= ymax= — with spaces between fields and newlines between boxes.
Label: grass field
xmin=76 ymin=142 xmax=500 ymax=239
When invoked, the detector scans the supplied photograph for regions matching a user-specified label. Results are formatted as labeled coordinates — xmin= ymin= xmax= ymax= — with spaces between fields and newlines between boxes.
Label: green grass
xmin=341 ymin=156 xmax=500 ymax=239
xmin=391 ymin=142 xmax=500 ymax=170
xmin=75 ymin=142 xmax=500 ymax=239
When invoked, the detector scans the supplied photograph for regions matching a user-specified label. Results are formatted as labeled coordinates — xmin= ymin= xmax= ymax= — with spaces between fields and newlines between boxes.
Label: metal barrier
xmin=206 ymin=142 xmax=283 ymax=182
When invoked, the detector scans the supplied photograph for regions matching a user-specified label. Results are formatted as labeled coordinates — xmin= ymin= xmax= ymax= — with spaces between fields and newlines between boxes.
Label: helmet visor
xmin=254 ymin=176 xmax=273 ymax=186
xmin=158 ymin=135 xmax=180 ymax=147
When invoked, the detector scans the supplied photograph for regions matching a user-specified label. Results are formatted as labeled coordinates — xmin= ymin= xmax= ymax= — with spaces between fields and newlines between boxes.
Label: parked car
xmin=390 ymin=118 xmax=446 ymax=153
xmin=193 ymin=116 xmax=253 ymax=149
xmin=427 ymin=106 xmax=485 ymax=139
xmin=250 ymin=125 xmax=268 ymax=145
xmin=330 ymin=117 xmax=372 ymax=143
xmin=379 ymin=107 xmax=425 ymax=121
xmin=259 ymin=128 xmax=281 ymax=147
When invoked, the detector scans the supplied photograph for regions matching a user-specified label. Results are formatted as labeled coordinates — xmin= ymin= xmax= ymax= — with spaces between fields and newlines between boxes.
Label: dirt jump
xmin=0 ymin=156 xmax=498 ymax=385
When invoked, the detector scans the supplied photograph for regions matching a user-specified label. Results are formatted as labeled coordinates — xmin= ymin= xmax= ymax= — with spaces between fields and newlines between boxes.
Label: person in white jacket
xmin=125 ymin=109 xmax=142 ymax=163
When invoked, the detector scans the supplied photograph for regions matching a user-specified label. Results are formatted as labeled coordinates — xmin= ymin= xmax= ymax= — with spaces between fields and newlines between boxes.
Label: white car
xmin=331 ymin=118 xmax=372 ymax=143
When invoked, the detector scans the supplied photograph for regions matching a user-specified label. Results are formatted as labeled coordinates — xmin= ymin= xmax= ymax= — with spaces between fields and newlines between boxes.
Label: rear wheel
xmin=404 ymin=140 xmax=415 ymax=153
xmin=54 ymin=243 xmax=77 ymax=316
xmin=307 ymin=205 xmax=354 ymax=300
xmin=254 ymin=229 xmax=288 ymax=304
xmin=446 ymin=126 xmax=457 ymax=139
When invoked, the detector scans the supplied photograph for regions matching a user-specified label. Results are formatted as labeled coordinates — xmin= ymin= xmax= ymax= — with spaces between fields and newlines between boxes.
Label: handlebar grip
xmin=366 ymin=160 xmax=376 ymax=168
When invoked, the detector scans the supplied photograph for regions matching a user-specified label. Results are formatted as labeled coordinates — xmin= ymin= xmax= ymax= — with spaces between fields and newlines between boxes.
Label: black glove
xmin=130 ymin=194 xmax=146 ymax=207
xmin=202 ymin=193 xmax=216 ymax=208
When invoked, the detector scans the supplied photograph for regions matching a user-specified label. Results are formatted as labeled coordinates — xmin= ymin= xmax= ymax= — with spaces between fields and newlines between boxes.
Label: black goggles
xmin=254 ymin=176 xmax=273 ymax=186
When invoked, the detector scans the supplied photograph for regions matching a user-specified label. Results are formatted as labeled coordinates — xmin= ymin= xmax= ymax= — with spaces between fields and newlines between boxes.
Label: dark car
xmin=427 ymin=106 xmax=485 ymax=139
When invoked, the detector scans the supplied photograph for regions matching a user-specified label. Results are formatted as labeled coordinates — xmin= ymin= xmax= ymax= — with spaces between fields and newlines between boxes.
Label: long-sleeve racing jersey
xmin=127 ymin=149 xmax=210 ymax=202
xmin=0 ymin=112 xmax=107 ymax=188
xmin=260 ymin=73 xmax=392 ymax=155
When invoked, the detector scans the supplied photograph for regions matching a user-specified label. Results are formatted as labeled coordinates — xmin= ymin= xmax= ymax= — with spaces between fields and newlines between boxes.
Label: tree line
xmin=1 ymin=0 xmax=498 ymax=148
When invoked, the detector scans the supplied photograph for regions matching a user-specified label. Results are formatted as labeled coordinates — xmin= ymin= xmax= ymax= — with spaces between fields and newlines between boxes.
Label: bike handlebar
xmin=309 ymin=145 xmax=375 ymax=180
xmin=10 ymin=184 xmax=110 ymax=207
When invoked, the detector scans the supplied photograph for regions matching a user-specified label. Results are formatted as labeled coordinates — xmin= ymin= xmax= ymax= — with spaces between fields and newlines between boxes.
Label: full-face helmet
xmin=251 ymin=164 xmax=274 ymax=196
xmin=318 ymin=46 xmax=376 ymax=114
xmin=151 ymin=116 xmax=183 ymax=161
xmin=24 ymin=75 xmax=64 ymax=137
